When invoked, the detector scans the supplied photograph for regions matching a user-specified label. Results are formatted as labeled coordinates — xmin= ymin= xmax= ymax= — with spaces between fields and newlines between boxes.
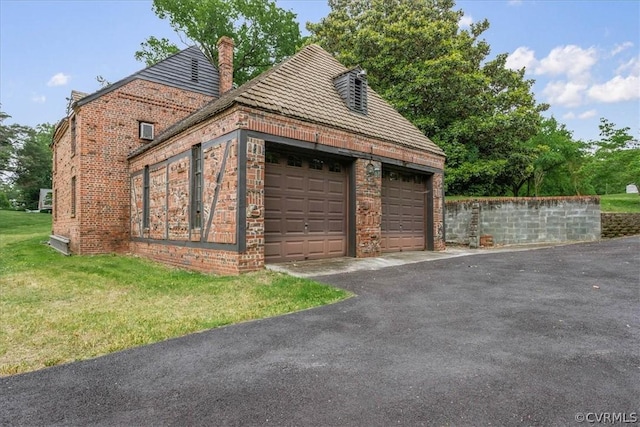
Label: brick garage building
xmin=52 ymin=39 xmax=446 ymax=274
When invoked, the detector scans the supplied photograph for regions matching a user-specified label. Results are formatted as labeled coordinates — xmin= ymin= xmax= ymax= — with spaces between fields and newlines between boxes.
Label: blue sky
xmin=1 ymin=0 xmax=638 ymax=143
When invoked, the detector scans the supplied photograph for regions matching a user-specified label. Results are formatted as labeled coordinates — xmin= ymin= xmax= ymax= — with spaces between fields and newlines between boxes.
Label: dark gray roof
xmin=130 ymin=44 xmax=444 ymax=158
xmin=75 ymin=46 xmax=218 ymax=108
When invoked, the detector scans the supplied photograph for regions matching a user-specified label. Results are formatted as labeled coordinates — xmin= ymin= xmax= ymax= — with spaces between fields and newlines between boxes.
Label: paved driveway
xmin=2 ymin=237 xmax=638 ymax=426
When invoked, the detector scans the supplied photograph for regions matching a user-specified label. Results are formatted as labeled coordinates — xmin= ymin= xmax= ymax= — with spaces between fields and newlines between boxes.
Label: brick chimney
xmin=217 ymin=36 xmax=234 ymax=95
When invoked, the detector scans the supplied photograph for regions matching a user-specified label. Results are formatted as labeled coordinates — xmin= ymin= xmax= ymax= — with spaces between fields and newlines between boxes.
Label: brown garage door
xmin=264 ymin=151 xmax=347 ymax=263
xmin=381 ymin=169 xmax=426 ymax=252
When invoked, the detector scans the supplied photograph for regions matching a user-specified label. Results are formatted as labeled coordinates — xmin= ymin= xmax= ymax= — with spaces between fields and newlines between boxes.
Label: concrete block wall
xmin=446 ymin=197 xmax=601 ymax=246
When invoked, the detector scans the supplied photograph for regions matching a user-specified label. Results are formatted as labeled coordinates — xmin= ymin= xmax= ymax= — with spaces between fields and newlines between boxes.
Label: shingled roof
xmin=131 ymin=44 xmax=444 ymax=158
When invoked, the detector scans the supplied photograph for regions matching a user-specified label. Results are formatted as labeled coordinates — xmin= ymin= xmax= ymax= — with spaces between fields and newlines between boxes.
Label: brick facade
xmin=128 ymin=105 xmax=445 ymax=274
xmin=53 ymin=44 xmax=446 ymax=275
xmin=52 ymin=79 xmax=215 ymax=254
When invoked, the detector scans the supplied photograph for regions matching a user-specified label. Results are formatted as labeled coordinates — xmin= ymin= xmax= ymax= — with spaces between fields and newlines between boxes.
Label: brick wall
xmin=52 ymin=79 xmax=214 ymax=254
xmin=355 ymin=159 xmax=382 ymax=257
xmin=51 ymin=120 xmax=81 ymax=252
xmin=446 ymin=197 xmax=601 ymax=246
xmin=601 ymin=213 xmax=640 ymax=238
xmin=128 ymin=105 xmax=445 ymax=274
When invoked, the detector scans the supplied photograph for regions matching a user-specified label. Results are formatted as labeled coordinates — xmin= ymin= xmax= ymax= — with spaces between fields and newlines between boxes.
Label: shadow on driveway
xmin=2 ymin=237 xmax=639 ymax=426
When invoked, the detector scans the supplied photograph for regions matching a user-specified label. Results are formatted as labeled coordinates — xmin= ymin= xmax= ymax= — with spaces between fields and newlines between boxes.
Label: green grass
xmin=0 ymin=210 xmax=350 ymax=376
xmin=600 ymin=193 xmax=640 ymax=213
xmin=446 ymin=194 xmax=640 ymax=213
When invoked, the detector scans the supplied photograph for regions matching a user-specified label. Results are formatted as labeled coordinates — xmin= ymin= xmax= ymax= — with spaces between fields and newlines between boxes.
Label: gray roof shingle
xmin=131 ymin=44 xmax=444 ymax=158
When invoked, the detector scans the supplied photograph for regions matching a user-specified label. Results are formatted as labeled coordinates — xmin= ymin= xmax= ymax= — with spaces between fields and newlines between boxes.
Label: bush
xmin=0 ymin=192 xmax=11 ymax=209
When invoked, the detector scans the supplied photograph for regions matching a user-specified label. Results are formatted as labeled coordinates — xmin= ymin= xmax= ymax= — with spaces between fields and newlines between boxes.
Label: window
xmin=309 ymin=159 xmax=324 ymax=170
xmin=191 ymin=144 xmax=203 ymax=229
xmin=54 ymin=189 xmax=57 ymax=220
xmin=329 ymin=162 xmax=342 ymax=173
xmin=287 ymin=155 xmax=302 ymax=167
xmin=265 ymin=152 xmax=279 ymax=164
xmin=70 ymin=116 xmax=76 ymax=156
xmin=139 ymin=122 xmax=154 ymax=140
xmin=143 ymin=166 xmax=150 ymax=228
xmin=71 ymin=176 xmax=76 ymax=217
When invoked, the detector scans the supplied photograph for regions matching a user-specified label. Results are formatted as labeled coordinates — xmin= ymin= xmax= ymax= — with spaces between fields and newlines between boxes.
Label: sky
xmin=1 ymin=0 xmax=638 ymax=143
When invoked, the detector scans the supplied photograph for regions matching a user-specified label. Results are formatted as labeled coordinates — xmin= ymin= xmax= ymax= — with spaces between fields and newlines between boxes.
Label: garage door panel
xmin=285 ymin=175 xmax=305 ymax=191
xmin=307 ymin=178 xmax=326 ymax=192
xmin=265 ymin=150 xmax=347 ymax=263
xmin=328 ymin=180 xmax=344 ymax=194
xmin=285 ymin=198 xmax=305 ymax=213
xmin=285 ymin=218 xmax=305 ymax=233
xmin=327 ymin=219 xmax=344 ymax=232
xmin=381 ymin=170 xmax=426 ymax=253
xmin=308 ymin=199 xmax=326 ymax=213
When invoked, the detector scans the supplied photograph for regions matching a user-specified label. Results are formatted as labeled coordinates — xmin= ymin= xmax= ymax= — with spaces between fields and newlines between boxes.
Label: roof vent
xmin=334 ymin=67 xmax=368 ymax=115
xmin=191 ymin=58 xmax=199 ymax=82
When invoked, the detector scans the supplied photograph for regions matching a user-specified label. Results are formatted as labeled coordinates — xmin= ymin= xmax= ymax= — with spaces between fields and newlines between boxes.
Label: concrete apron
xmin=266 ymin=243 xmax=562 ymax=278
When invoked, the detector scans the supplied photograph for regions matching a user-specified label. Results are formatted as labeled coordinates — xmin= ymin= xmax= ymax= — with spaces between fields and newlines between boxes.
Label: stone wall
xmin=445 ymin=197 xmax=601 ymax=247
xmin=601 ymin=213 xmax=640 ymax=238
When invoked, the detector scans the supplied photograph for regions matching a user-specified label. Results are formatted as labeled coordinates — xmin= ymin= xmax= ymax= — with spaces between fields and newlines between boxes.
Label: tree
xmin=13 ymin=123 xmax=54 ymax=209
xmin=524 ymin=117 xmax=589 ymax=196
xmin=307 ymin=0 xmax=548 ymax=195
xmin=0 ymin=110 xmax=33 ymax=183
xmin=580 ymin=118 xmax=639 ymax=194
xmin=136 ymin=0 xmax=302 ymax=85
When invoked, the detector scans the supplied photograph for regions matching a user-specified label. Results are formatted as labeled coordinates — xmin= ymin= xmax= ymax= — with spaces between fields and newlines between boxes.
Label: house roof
xmin=132 ymin=44 xmax=444 ymax=158
xmin=73 ymin=46 xmax=218 ymax=108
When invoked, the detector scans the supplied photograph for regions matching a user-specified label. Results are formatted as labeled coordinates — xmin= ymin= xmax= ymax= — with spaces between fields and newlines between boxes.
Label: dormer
xmin=333 ymin=66 xmax=368 ymax=115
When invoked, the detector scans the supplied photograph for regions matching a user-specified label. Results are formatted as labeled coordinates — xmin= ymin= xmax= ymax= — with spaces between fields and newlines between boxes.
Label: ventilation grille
xmin=333 ymin=68 xmax=368 ymax=115
xmin=191 ymin=58 xmax=199 ymax=82
xmin=139 ymin=122 xmax=154 ymax=140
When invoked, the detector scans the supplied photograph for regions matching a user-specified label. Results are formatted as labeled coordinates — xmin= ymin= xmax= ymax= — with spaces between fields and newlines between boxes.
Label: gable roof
xmin=73 ymin=46 xmax=218 ymax=108
xmin=131 ymin=44 xmax=444 ymax=158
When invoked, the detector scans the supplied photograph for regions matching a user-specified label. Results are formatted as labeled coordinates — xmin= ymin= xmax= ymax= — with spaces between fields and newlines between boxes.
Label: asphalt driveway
xmin=2 ymin=237 xmax=638 ymax=426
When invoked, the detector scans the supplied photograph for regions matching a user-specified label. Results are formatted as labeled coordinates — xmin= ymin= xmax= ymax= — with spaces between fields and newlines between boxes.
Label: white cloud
xmin=616 ymin=55 xmax=640 ymax=75
xmin=506 ymin=46 xmax=537 ymax=71
xmin=31 ymin=95 xmax=46 ymax=104
xmin=578 ymin=109 xmax=597 ymax=119
xmin=588 ymin=75 xmax=640 ymax=103
xmin=535 ymin=45 xmax=597 ymax=79
xmin=611 ymin=41 xmax=633 ymax=56
xmin=47 ymin=72 xmax=70 ymax=87
xmin=459 ymin=15 xmax=473 ymax=28
xmin=562 ymin=112 xmax=576 ymax=120
xmin=542 ymin=80 xmax=588 ymax=107
xmin=508 ymin=0 xmax=522 ymax=5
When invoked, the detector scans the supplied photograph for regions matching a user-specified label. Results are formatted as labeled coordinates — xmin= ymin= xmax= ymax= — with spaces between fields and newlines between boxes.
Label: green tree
xmin=13 ymin=123 xmax=54 ymax=209
xmin=581 ymin=118 xmax=639 ymax=194
xmin=136 ymin=0 xmax=302 ymax=85
xmin=0 ymin=110 xmax=33 ymax=183
xmin=307 ymin=0 xmax=547 ymax=195
xmin=525 ymin=117 xmax=589 ymax=196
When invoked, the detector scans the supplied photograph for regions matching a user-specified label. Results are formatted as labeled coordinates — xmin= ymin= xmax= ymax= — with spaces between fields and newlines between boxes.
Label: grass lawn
xmin=446 ymin=194 xmax=640 ymax=213
xmin=599 ymin=193 xmax=640 ymax=213
xmin=0 ymin=210 xmax=350 ymax=376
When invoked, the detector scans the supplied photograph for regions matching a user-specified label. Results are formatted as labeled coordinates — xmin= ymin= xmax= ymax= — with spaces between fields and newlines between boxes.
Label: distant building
xmin=51 ymin=39 xmax=446 ymax=274
xmin=38 ymin=189 xmax=53 ymax=211
xmin=626 ymin=184 xmax=638 ymax=194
